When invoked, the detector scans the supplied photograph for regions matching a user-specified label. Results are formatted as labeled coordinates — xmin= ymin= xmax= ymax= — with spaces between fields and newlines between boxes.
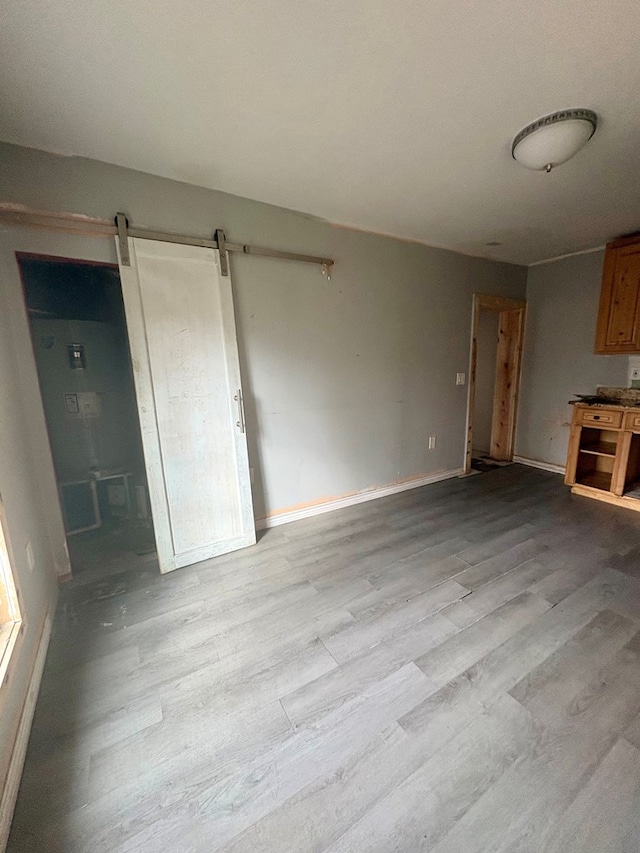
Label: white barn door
xmin=117 ymin=238 xmax=255 ymax=573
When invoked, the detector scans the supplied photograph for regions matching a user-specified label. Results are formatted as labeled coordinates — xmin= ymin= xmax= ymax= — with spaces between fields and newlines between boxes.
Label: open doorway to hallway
xmin=465 ymin=294 xmax=527 ymax=475
xmin=18 ymin=254 xmax=157 ymax=582
xmin=472 ymin=308 xmax=503 ymax=472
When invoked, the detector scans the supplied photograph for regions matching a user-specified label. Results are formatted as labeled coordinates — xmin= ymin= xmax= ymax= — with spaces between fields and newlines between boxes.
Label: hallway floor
xmin=8 ymin=465 xmax=640 ymax=852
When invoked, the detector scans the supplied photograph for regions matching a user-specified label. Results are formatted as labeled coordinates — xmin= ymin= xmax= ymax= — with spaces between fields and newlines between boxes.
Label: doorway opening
xmin=464 ymin=294 xmax=526 ymax=474
xmin=18 ymin=254 xmax=156 ymax=581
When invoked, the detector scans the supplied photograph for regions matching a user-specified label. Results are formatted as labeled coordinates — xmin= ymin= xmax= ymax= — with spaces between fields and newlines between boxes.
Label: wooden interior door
xmin=490 ymin=308 xmax=525 ymax=460
xmin=465 ymin=294 xmax=526 ymax=472
xmin=117 ymin=238 xmax=255 ymax=573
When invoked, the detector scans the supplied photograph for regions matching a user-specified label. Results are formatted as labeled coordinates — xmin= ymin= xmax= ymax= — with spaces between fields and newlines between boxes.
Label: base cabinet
xmin=566 ymin=405 xmax=640 ymax=511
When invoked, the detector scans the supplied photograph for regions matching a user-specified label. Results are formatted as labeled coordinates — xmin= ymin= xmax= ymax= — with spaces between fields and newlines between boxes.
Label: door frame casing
xmin=16 ymin=251 xmax=124 ymax=583
xmin=464 ymin=294 xmax=527 ymax=473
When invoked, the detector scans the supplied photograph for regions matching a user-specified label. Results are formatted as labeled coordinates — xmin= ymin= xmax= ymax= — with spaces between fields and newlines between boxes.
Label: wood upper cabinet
xmin=595 ymin=235 xmax=640 ymax=354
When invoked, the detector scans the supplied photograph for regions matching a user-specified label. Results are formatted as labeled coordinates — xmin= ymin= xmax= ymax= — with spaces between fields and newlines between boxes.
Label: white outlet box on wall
xmin=629 ymin=357 xmax=640 ymax=389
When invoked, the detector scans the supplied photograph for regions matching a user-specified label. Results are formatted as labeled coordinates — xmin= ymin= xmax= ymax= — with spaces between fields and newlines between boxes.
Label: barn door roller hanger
xmin=115 ymin=212 xmax=333 ymax=279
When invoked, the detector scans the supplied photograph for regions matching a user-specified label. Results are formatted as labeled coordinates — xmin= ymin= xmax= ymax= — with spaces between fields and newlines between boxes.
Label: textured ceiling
xmin=1 ymin=0 xmax=639 ymax=264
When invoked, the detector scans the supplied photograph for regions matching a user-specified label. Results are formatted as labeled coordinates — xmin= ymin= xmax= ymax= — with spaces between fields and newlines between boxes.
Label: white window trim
xmin=0 ymin=505 xmax=23 ymax=693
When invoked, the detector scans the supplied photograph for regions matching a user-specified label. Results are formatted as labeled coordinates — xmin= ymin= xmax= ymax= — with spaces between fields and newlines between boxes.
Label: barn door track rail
xmin=115 ymin=213 xmax=334 ymax=277
xmin=0 ymin=204 xmax=334 ymax=277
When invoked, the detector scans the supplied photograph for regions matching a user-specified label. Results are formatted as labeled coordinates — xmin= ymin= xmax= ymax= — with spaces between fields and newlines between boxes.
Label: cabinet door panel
xmin=596 ymin=243 xmax=640 ymax=354
xmin=606 ymin=250 xmax=640 ymax=348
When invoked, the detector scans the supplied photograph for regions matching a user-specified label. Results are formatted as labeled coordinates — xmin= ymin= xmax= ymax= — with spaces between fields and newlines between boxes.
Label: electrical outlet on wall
xmin=456 ymin=372 xmax=466 ymax=385
xmin=428 ymin=435 xmax=437 ymax=450
xmin=629 ymin=357 xmax=640 ymax=389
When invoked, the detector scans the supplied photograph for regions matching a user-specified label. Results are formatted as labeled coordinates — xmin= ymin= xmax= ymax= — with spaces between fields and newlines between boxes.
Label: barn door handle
xmin=234 ymin=390 xmax=245 ymax=433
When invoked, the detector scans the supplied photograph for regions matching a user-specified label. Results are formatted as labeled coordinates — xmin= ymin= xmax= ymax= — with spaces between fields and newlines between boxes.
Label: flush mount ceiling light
xmin=512 ymin=108 xmax=598 ymax=172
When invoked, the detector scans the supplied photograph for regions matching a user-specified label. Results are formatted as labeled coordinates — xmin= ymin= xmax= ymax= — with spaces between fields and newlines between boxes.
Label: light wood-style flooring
xmin=8 ymin=464 xmax=640 ymax=851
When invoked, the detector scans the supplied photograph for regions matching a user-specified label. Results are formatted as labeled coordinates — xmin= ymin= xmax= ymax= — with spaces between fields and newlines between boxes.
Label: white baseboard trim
xmin=0 ymin=612 xmax=52 ymax=852
xmin=513 ymin=455 xmax=566 ymax=475
xmin=257 ymin=468 xmax=463 ymax=530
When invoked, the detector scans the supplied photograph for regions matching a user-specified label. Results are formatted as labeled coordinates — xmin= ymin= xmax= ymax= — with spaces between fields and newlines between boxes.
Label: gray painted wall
xmin=473 ymin=310 xmax=499 ymax=453
xmin=0 ymin=237 xmax=59 ymax=805
xmin=516 ymin=250 xmax=628 ymax=468
xmin=0 ymin=142 xmax=527 ymax=524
